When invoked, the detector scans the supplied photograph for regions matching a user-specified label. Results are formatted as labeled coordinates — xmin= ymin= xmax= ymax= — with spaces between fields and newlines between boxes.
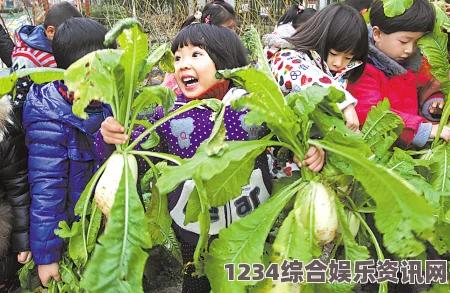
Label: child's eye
xmin=175 ymin=56 xmax=181 ymax=61
xmin=399 ymin=41 xmax=407 ymax=44
xmin=193 ymin=52 xmax=201 ymax=57
xmin=329 ymin=51 xmax=337 ymax=56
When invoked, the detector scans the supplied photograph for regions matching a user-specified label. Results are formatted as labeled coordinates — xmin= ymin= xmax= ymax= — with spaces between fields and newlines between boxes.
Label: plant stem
xmin=432 ymin=96 xmax=450 ymax=147
xmin=125 ymin=100 xmax=205 ymax=151
xmin=129 ymin=150 xmax=183 ymax=165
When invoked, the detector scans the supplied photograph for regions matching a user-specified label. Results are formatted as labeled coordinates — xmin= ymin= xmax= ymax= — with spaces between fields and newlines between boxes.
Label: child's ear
xmin=45 ymin=25 xmax=56 ymax=41
xmin=372 ymin=26 xmax=382 ymax=43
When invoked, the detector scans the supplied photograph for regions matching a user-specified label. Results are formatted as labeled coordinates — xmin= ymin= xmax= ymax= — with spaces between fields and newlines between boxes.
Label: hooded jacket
xmin=11 ymin=25 xmax=56 ymax=70
xmin=22 ymin=81 xmax=110 ymax=265
xmin=346 ymin=28 xmax=443 ymax=147
xmin=0 ymin=95 xmax=30 ymax=282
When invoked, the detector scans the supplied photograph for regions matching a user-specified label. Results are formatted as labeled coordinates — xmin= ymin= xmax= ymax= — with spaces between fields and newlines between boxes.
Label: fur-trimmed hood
xmin=0 ymin=95 xmax=13 ymax=144
xmin=367 ymin=25 xmax=423 ymax=77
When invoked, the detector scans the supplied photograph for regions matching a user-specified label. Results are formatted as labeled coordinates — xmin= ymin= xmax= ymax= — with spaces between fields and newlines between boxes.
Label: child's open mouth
xmin=182 ymin=76 xmax=198 ymax=89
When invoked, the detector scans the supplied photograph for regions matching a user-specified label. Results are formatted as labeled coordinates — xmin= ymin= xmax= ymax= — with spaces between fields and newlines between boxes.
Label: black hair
xmin=43 ymin=1 xmax=82 ymax=29
xmin=181 ymin=0 xmax=236 ymax=29
xmin=171 ymin=23 xmax=248 ymax=70
xmin=286 ymin=3 xmax=368 ymax=83
xmin=277 ymin=5 xmax=316 ymax=29
xmin=52 ymin=18 xmax=117 ymax=69
xmin=370 ymin=0 xmax=435 ymax=34
xmin=344 ymin=0 xmax=372 ymax=12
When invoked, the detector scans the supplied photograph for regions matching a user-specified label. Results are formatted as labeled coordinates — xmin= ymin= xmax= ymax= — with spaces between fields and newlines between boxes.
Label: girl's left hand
xmin=293 ymin=146 xmax=325 ymax=173
xmin=342 ymin=104 xmax=360 ymax=132
xmin=17 ymin=251 xmax=32 ymax=264
xmin=429 ymin=100 xmax=445 ymax=115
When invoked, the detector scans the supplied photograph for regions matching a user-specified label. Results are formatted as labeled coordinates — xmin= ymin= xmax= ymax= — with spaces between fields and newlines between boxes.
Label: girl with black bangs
xmin=99 ymin=23 xmax=326 ymax=292
xmin=267 ymin=2 xmax=368 ymax=133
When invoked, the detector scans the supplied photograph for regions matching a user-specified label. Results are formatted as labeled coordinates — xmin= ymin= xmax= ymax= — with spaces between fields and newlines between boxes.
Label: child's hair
xmin=43 ymin=1 xmax=82 ymax=29
xmin=171 ymin=23 xmax=248 ymax=70
xmin=52 ymin=18 xmax=117 ymax=69
xmin=286 ymin=3 xmax=368 ymax=83
xmin=370 ymin=0 xmax=435 ymax=34
xmin=344 ymin=0 xmax=372 ymax=12
xmin=181 ymin=0 xmax=236 ymax=29
xmin=277 ymin=5 xmax=316 ymax=29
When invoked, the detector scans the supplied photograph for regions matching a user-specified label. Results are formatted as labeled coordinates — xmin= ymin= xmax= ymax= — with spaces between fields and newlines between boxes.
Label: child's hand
xmin=17 ymin=251 xmax=32 ymax=264
xmin=38 ymin=262 xmax=61 ymax=287
xmin=342 ymin=104 xmax=360 ymax=133
xmin=430 ymin=125 xmax=450 ymax=142
xmin=293 ymin=146 xmax=325 ymax=173
xmin=429 ymin=100 xmax=444 ymax=115
xmin=101 ymin=117 xmax=128 ymax=145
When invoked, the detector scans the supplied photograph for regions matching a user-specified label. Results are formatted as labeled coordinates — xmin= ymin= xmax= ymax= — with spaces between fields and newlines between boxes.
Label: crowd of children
xmin=0 ymin=0 xmax=449 ymax=292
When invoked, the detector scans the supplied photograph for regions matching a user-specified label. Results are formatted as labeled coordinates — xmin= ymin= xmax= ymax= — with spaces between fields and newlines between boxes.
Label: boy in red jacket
xmin=347 ymin=0 xmax=450 ymax=148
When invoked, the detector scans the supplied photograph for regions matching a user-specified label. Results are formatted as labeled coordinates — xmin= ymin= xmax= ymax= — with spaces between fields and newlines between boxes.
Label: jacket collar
xmin=0 ymin=96 xmax=12 ymax=143
xmin=367 ymin=25 xmax=422 ymax=77
xmin=23 ymin=81 xmax=94 ymax=136
xmin=310 ymin=50 xmax=363 ymax=81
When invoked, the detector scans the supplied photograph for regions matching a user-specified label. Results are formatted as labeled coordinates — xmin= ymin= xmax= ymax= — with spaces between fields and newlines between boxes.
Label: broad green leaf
xmin=381 ymin=0 xmax=413 ymax=17
xmin=240 ymin=25 xmax=276 ymax=83
xmin=184 ymin=187 xmax=201 ymax=225
xmin=146 ymin=179 xmax=182 ymax=263
xmin=428 ymin=222 xmax=450 ymax=254
xmin=335 ymin=199 xmax=370 ymax=261
xmin=361 ymin=99 xmax=404 ymax=159
xmin=203 ymin=101 xmax=227 ymax=156
xmin=59 ymin=262 xmax=80 ymax=288
xmin=0 ymin=68 xmax=64 ymax=96
xmin=67 ymin=222 xmax=87 ymax=268
xmin=81 ymin=155 xmax=151 ymax=293
xmin=419 ymin=31 xmax=450 ymax=98
xmin=204 ymin=180 xmax=304 ymax=292
xmin=104 ymin=18 xmax=141 ymax=46
xmin=132 ymin=85 xmax=176 ymax=118
xmin=87 ymin=202 xmax=102 ymax=253
xmin=310 ymin=139 xmax=436 ymax=258
xmin=55 ymin=221 xmax=79 ymax=238
xmin=192 ymin=176 xmax=210 ymax=276
xmin=66 ymin=49 xmax=123 ymax=119
xmin=139 ymin=43 xmax=174 ymax=81
xmin=387 ymin=148 xmax=440 ymax=208
xmin=117 ymin=22 xmax=149 ymax=128
xmin=157 ymin=139 xmax=271 ymax=196
xmin=428 ymin=143 xmax=450 ymax=194
xmin=270 ymin=211 xmax=304 ymax=263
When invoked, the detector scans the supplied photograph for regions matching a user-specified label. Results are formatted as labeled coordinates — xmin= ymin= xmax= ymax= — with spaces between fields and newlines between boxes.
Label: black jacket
xmin=0 ymin=96 xmax=30 ymax=281
xmin=0 ymin=24 xmax=14 ymax=67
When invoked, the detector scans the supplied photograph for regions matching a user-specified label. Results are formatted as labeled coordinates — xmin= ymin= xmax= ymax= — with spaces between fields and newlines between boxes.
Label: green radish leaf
xmin=381 ymin=0 xmax=413 ymax=17
xmin=240 ymin=25 xmax=276 ymax=83
xmin=310 ymin=139 xmax=436 ymax=258
xmin=67 ymin=222 xmax=87 ymax=268
xmin=0 ymin=68 xmax=65 ymax=96
xmin=59 ymin=261 xmax=80 ymax=288
xmin=184 ymin=186 xmax=201 ymax=225
xmin=419 ymin=31 xmax=450 ymax=98
xmin=423 ymin=283 xmax=450 ymax=293
xmin=335 ymin=199 xmax=370 ymax=261
xmin=157 ymin=140 xmax=271 ymax=197
xmin=117 ymin=22 xmax=149 ymax=127
xmin=428 ymin=222 xmax=450 ymax=255
xmin=192 ymin=176 xmax=210 ymax=276
xmin=387 ymin=148 xmax=441 ymax=208
xmin=55 ymin=221 xmax=79 ymax=238
xmin=203 ymin=101 xmax=227 ymax=156
xmin=204 ymin=179 xmax=303 ymax=293
xmin=132 ymin=86 xmax=176 ymax=118
xmin=428 ymin=143 xmax=450 ymax=194
xmin=134 ymin=119 xmax=153 ymax=128
xmin=361 ymin=99 xmax=404 ymax=159
xmin=146 ymin=179 xmax=182 ymax=264
xmin=66 ymin=49 xmax=123 ymax=119
xmin=81 ymin=156 xmax=151 ymax=293
xmin=139 ymin=43 xmax=174 ymax=81
xmin=270 ymin=211 xmax=305 ymax=263
xmin=104 ymin=18 xmax=141 ymax=46
xmin=140 ymin=131 xmax=160 ymax=150
xmin=87 ymin=202 xmax=102 ymax=253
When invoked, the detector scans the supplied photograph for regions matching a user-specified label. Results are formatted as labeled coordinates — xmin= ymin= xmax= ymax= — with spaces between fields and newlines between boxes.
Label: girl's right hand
xmin=342 ymin=104 xmax=360 ymax=133
xmin=430 ymin=125 xmax=450 ymax=142
xmin=101 ymin=117 xmax=128 ymax=145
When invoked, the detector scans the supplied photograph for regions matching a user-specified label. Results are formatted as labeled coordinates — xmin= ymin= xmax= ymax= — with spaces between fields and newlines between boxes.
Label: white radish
xmin=295 ymin=181 xmax=338 ymax=245
xmin=94 ymin=153 xmax=138 ymax=216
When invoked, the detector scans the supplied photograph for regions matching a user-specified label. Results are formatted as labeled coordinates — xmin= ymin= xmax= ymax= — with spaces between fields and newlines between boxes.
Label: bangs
xmin=326 ymin=12 xmax=368 ymax=60
xmin=171 ymin=24 xmax=207 ymax=53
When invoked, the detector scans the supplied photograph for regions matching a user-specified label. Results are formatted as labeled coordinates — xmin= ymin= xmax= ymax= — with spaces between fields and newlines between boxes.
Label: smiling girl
xmin=267 ymin=3 xmax=368 ymax=132
xmin=99 ymin=23 xmax=325 ymax=292
xmin=347 ymin=0 xmax=450 ymax=147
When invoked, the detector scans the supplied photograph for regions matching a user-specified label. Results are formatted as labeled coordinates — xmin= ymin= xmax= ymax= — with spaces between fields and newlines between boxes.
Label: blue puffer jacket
xmin=22 ymin=81 xmax=110 ymax=265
